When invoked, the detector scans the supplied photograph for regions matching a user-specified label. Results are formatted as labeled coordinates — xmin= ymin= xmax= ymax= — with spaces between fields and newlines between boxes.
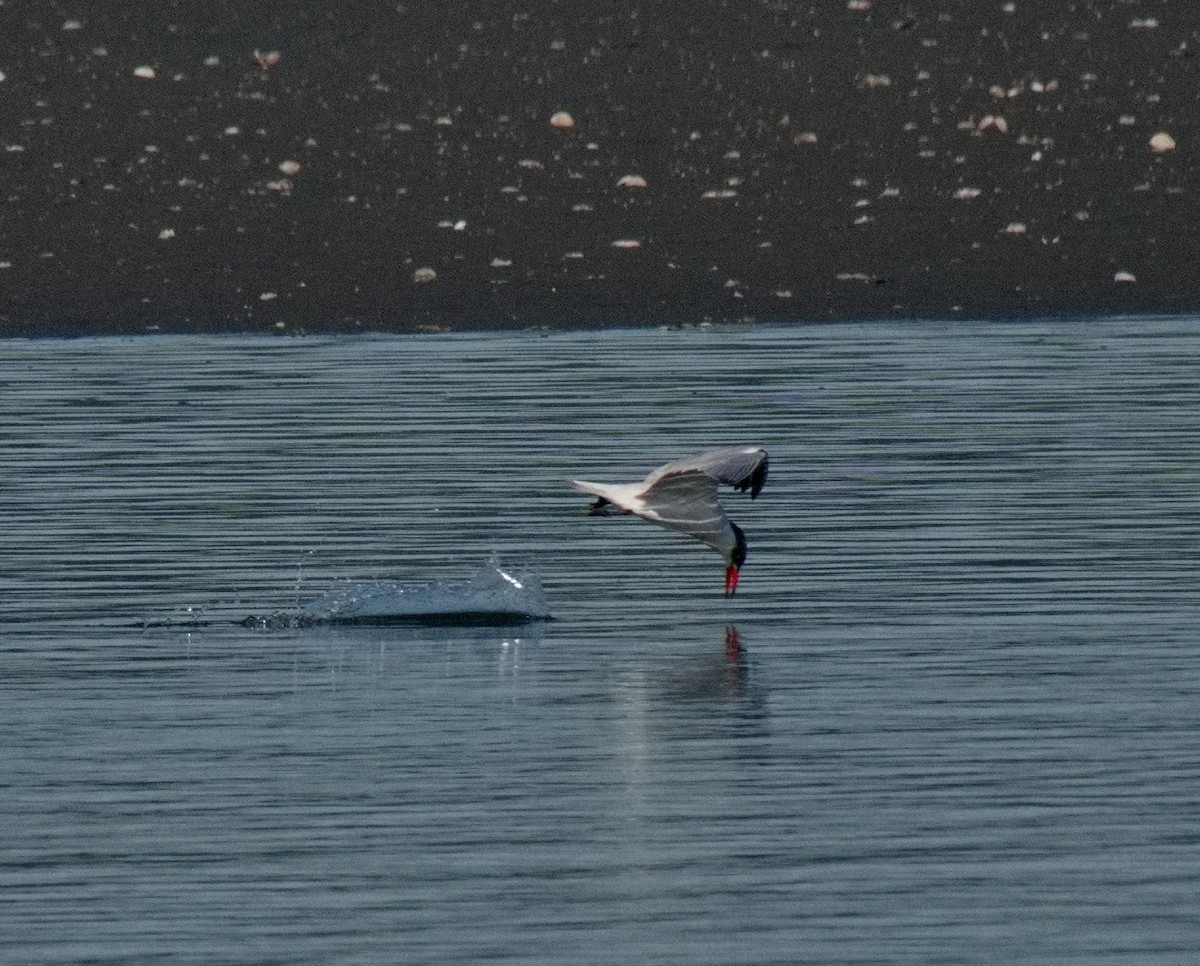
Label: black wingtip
xmin=585 ymin=496 xmax=630 ymax=516
xmin=739 ymin=452 xmax=768 ymax=499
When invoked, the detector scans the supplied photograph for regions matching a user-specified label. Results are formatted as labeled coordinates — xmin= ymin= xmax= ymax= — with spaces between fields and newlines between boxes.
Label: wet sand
xmin=1 ymin=1 xmax=1195 ymax=335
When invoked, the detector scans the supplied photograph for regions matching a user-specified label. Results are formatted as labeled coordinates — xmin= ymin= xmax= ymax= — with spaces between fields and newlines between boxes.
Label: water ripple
xmin=2 ymin=318 xmax=1199 ymax=963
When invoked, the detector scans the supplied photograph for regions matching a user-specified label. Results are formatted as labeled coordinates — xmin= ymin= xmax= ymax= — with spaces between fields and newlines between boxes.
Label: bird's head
xmin=725 ymin=524 xmax=748 ymax=597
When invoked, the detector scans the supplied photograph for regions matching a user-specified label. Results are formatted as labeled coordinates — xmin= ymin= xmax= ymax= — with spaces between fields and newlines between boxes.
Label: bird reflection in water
xmin=654 ymin=624 xmax=750 ymax=702
xmin=725 ymin=624 xmax=742 ymax=661
xmin=612 ymin=623 xmax=766 ymax=766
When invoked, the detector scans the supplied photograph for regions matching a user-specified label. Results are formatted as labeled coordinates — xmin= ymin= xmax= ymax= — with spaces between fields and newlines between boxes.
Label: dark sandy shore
xmin=1 ymin=1 xmax=1196 ymax=336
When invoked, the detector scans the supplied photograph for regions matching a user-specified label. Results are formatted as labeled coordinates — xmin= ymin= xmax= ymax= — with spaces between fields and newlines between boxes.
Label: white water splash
xmin=299 ymin=561 xmax=551 ymax=624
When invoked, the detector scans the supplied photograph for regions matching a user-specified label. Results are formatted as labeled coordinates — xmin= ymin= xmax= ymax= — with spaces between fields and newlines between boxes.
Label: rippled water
xmin=3 ymin=318 xmax=1199 ymax=964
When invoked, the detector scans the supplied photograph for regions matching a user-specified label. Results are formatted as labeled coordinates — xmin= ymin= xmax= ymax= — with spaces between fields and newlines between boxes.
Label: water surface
xmin=2 ymin=318 xmax=1198 ymax=963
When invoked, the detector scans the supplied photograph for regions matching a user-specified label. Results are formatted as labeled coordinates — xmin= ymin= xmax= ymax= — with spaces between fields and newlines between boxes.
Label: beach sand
xmin=1 ymin=1 xmax=1195 ymax=335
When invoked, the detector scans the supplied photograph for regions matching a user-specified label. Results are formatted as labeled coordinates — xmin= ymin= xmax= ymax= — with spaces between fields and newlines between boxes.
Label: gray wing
xmin=648 ymin=447 xmax=768 ymax=499
xmin=636 ymin=469 xmax=733 ymax=552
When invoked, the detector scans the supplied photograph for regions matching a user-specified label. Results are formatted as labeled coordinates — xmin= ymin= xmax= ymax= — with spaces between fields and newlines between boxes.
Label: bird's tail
xmin=570 ymin=479 xmax=628 ymax=516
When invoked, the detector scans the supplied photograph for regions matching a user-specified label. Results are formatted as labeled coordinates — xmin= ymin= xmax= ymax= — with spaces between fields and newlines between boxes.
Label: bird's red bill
xmin=724 ymin=564 xmax=740 ymax=597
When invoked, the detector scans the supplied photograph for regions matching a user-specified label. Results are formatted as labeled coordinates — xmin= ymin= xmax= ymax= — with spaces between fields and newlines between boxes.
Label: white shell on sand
xmin=1148 ymin=132 xmax=1176 ymax=154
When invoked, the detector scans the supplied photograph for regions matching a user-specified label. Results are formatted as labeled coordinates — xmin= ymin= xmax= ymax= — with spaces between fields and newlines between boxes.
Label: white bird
xmin=570 ymin=446 xmax=769 ymax=597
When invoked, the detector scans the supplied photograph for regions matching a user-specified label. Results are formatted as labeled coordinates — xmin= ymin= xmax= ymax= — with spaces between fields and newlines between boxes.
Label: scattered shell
xmin=860 ymin=74 xmax=892 ymax=89
xmin=1130 ymin=18 xmax=1159 ymax=29
xmin=611 ymin=239 xmax=641 ymax=249
xmin=203 ymin=55 xmax=221 ymax=67
xmin=259 ymin=291 xmax=278 ymax=301
xmin=62 ymin=19 xmax=83 ymax=30
xmin=954 ymin=187 xmax=982 ymax=200
xmin=617 ymin=174 xmax=648 ymax=189
xmin=549 ymin=111 xmax=575 ymax=129
xmin=277 ymin=159 xmax=301 ymax=176
xmin=0 ymin=72 xmax=6 ymax=83
xmin=158 ymin=228 xmax=176 ymax=240
xmin=701 ymin=189 xmax=738 ymax=200
xmin=793 ymin=131 xmax=819 ymax=144
xmin=1002 ymin=222 xmax=1027 ymax=235
xmin=847 ymin=0 xmax=872 ymax=9
xmin=133 ymin=66 xmax=157 ymax=80
xmin=254 ymin=49 xmax=281 ymax=70
xmin=490 ymin=258 xmax=512 ymax=268
xmin=1148 ymin=132 xmax=1176 ymax=154
xmin=517 ymin=158 xmax=543 ymax=170
xmin=1113 ymin=270 xmax=1137 ymax=283
xmin=412 ymin=267 xmax=438 ymax=284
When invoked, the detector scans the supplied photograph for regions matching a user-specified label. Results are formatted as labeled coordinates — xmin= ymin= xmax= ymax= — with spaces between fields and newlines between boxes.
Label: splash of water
xmin=297 ymin=560 xmax=551 ymax=625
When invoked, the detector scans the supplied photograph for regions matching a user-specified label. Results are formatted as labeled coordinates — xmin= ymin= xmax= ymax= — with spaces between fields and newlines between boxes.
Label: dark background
xmin=1 ymin=0 xmax=1196 ymax=335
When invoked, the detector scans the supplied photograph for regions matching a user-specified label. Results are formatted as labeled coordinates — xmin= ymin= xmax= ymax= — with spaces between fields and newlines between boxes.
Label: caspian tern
xmin=570 ymin=446 xmax=769 ymax=597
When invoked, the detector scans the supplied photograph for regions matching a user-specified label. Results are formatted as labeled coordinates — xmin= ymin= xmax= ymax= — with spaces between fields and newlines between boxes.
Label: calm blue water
xmin=2 ymin=318 xmax=1199 ymax=964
